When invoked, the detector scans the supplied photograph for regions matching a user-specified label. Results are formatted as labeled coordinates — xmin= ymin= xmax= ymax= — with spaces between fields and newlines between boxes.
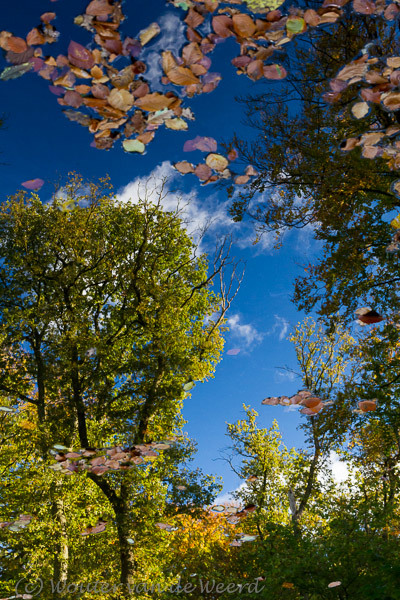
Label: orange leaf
xmin=232 ymin=13 xmax=256 ymax=37
xmin=182 ymin=42 xmax=203 ymax=65
xmin=134 ymin=93 xmax=175 ymax=112
xmin=162 ymin=51 xmax=178 ymax=74
xmin=26 ymin=28 xmax=45 ymax=46
xmin=40 ymin=12 xmax=56 ymax=24
xmin=86 ymin=0 xmax=113 ymax=16
xmin=7 ymin=36 xmax=27 ymax=53
xmin=167 ymin=66 xmax=200 ymax=86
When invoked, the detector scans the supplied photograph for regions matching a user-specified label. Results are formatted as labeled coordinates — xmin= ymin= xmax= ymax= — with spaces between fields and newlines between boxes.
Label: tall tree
xmin=228 ymin=7 xmax=400 ymax=319
xmin=0 ymin=173 xmax=242 ymax=595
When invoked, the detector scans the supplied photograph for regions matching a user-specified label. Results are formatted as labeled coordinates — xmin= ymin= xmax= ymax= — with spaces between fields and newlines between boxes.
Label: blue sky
xmin=0 ymin=0 xmax=323 ymax=497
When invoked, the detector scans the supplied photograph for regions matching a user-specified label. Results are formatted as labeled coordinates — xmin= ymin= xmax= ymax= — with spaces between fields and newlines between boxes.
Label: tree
xmin=0 ymin=173 xmax=243 ymax=595
xmin=228 ymin=7 xmax=400 ymax=320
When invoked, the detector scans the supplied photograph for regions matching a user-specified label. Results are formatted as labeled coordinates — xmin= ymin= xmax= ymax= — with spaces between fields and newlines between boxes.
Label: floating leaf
xmin=205 ymin=153 xmax=228 ymax=172
xmin=232 ymin=14 xmax=256 ymax=38
xmin=183 ymin=379 xmax=195 ymax=391
xmin=286 ymin=17 xmax=306 ymax=34
xmin=63 ymin=110 xmax=91 ymax=127
xmin=68 ymin=41 xmax=94 ymax=71
xmin=391 ymin=214 xmax=400 ymax=229
xmin=0 ymin=62 xmax=33 ymax=80
xmin=194 ymin=163 xmax=212 ymax=181
xmin=174 ymin=160 xmax=195 ymax=174
xmin=165 ymin=118 xmax=188 ymax=130
xmin=108 ymin=88 xmax=134 ymax=112
xmin=353 ymin=0 xmax=376 ymax=14
xmin=235 ymin=175 xmax=250 ymax=185
xmin=135 ymin=93 xmax=175 ymax=112
xmin=86 ymin=0 xmax=113 ymax=16
xmin=382 ymin=92 xmax=400 ymax=112
xmin=7 ymin=36 xmax=28 ymax=54
xmin=358 ymin=399 xmax=377 ymax=412
xmin=122 ymin=139 xmax=145 ymax=153
xmin=263 ymin=64 xmax=287 ymax=79
xmin=21 ymin=178 xmax=44 ymax=191
xmin=167 ymin=66 xmax=200 ymax=86
xmin=183 ymin=136 xmax=217 ymax=152
xmin=261 ymin=396 xmax=280 ymax=405
xmin=212 ymin=15 xmax=234 ymax=38
xmin=300 ymin=396 xmax=322 ymax=409
xmin=40 ymin=12 xmax=56 ymax=24
xmin=355 ymin=308 xmax=383 ymax=324
xmin=210 ymin=505 xmax=225 ymax=512
xmin=139 ymin=23 xmax=161 ymax=46
xmin=351 ymin=101 xmax=370 ymax=119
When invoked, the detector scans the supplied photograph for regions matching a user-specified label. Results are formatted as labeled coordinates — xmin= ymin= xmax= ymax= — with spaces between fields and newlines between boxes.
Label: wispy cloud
xmin=226 ymin=313 xmax=263 ymax=348
xmin=214 ymin=482 xmax=247 ymax=505
xmin=267 ymin=315 xmax=290 ymax=341
xmin=116 ymin=161 xmax=276 ymax=254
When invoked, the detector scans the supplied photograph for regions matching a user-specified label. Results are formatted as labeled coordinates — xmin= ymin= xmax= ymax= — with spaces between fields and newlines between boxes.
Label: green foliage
xmin=0 ymin=173 xmax=231 ymax=596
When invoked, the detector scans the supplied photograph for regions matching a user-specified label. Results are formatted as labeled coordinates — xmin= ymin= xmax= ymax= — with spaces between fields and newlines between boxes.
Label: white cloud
xmin=275 ymin=369 xmax=297 ymax=383
xmin=318 ymin=451 xmax=353 ymax=487
xmin=226 ymin=313 xmax=263 ymax=348
xmin=267 ymin=315 xmax=290 ymax=341
xmin=283 ymin=404 xmax=298 ymax=413
xmin=328 ymin=451 xmax=350 ymax=484
xmin=116 ymin=162 xmax=274 ymax=254
xmin=214 ymin=482 xmax=247 ymax=505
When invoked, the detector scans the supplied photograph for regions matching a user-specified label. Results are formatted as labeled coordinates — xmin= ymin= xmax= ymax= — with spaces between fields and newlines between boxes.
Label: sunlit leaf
xmin=174 ymin=160 xmax=195 ymax=174
xmin=165 ymin=118 xmax=188 ymax=130
xmin=205 ymin=153 xmax=228 ymax=172
xmin=139 ymin=22 xmax=161 ymax=46
xmin=167 ymin=66 xmax=200 ymax=86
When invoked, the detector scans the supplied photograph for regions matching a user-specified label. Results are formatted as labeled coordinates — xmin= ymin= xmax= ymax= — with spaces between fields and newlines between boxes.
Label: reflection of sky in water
xmin=0 ymin=0 xmax=395 ymax=497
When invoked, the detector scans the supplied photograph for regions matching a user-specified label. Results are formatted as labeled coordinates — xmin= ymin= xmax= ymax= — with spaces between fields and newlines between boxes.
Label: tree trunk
xmin=87 ymin=475 xmax=137 ymax=597
xmin=50 ymin=479 xmax=69 ymax=595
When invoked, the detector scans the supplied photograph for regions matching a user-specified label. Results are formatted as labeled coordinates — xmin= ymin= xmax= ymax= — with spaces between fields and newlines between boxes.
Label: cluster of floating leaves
xmin=0 ymin=0 xmax=364 ymax=188
xmin=48 ymin=440 xmax=175 ymax=476
xmin=262 ymin=388 xmax=377 ymax=416
xmin=333 ymin=41 xmax=400 ymax=198
xmin=0 ymin=514 xmax=33 ymax=532
xmin=261 ymin=389 xmax=334 ymax=415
